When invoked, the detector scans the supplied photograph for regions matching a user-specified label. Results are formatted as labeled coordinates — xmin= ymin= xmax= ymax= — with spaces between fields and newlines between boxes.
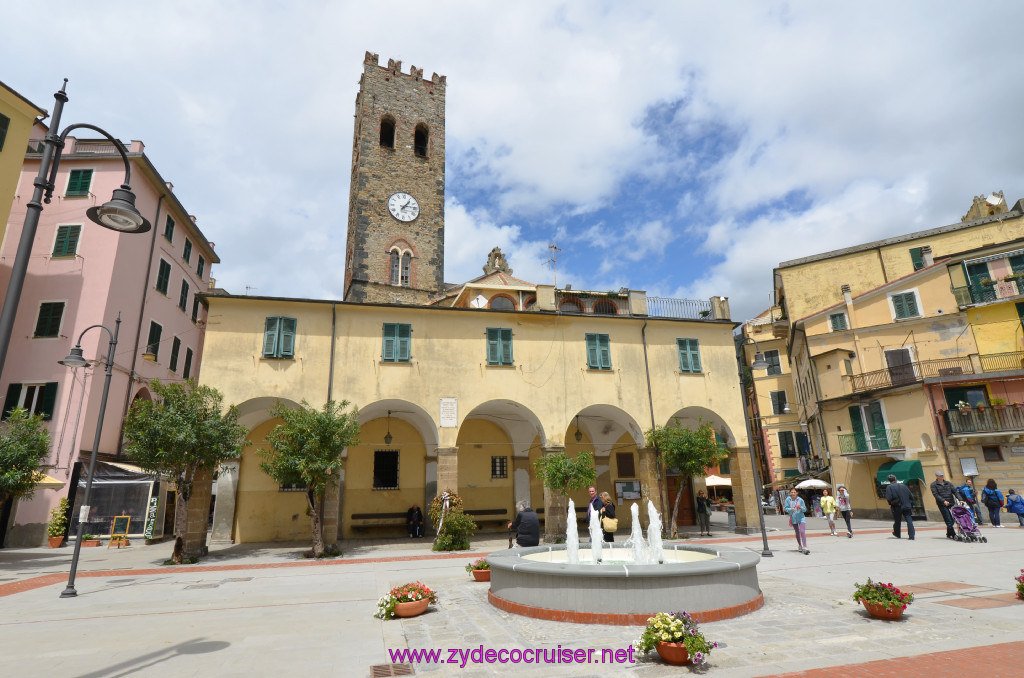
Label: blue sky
xmin=3 ymin=1 xmax=1024 ymax=321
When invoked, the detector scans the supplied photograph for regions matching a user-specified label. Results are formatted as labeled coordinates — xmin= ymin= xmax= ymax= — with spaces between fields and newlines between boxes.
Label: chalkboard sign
xmin=108 ymin=515 xmax=131 ymax=548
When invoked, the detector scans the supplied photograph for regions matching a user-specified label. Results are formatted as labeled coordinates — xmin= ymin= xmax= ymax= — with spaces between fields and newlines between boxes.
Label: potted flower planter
xmin=394 ymin=599 xmax=429 ymax=617
xmin=82 ymin=536 xmax=101 ymax=547
xmin=862 ymin=600 xmax=905 ymax=621
xmin=471 ymin=569 xmax=491 ymax=582
xmin=47 ymin=536 xmax=63 ymax=548
xmin=655 ymin=642 xmax=690 ymax=665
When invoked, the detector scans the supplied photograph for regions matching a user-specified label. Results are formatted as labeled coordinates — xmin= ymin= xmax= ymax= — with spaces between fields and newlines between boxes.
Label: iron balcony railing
xmin=979 ymin=351 xmax=1024 ymax=373
xmin=849 ymin=357 xmax=974 ymax=393
xmin=646 ymin=296 xmax=713 ymax=320
xmin=952 ymin=278 xmax=1024 ymax=307
xmin=836 ymin=428 xmax=903 ymax=455
xmin=945 ymin=405 xmax=1024 ymax=435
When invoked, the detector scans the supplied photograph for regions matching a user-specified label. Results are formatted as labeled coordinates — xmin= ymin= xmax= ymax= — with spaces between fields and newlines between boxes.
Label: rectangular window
xmin=65 ymin=169 xmax=92 ymax=197
xmin=183 ymin=347 xmax=193 ymax=379
xmin=169 ymin=337 xmax=181 ymax=372
xmin=770 ymin=390 xmax=788 ymax=415
xmin=178 ymin=280 xmax=190 ymax=312
xmin=263 ymin=317 xmax=297 ymax=359
xmin=983 ymin=445 xmax=1003 ymax=462
xmin=829 ymin=312 xmax=848 ymax=331
xmin=146 ymin=321 xmax=162 ymax=360
xmin=718 ymin=458 xmax=730 ymax=475
xmin=909 ymin=247 xmax=925 ymax=271
xmin=279 ymin=481 xmax=308 ymax=492
xmin=382 ymin=323 xmax=411 ymax=362
xmin=764 ymin=349 xmax=781 ymax=375
xmin=163 ymin=216 xmax=175 ymax=242
xmin=491 ymin=456 xmax=508 ymax=479
xmin=486 ymin=327 xmax=513 ymax=365
xmin=373 ymin=450 xmax=399 ymax=489
xmin=586 ymin=333 xmax=612 ymax=370
xmin=616 ymin=452 xmax=636 ymax=477
xmin=0 ymin=112 xmax=9 ymax=151
xmin=52 ymin=225 xmax=81 ymax=258
xmin=795 ymin=432 xmax=810 ymax=455
xmin=778 ymin=431 xmax=797 ymax=458
xmin=156 ymin=260 xmax=171 ymax=295
xmin=677 ymin=338 xmax=701 ymax=373
xmin=34 ymin=302 xmax=64 ymax=338
xmin=197 ymin=256 xmax=205 ymax=278
xmin=191 ymin=297 xmax=200 ymax=323
xmin=891 ymin=291 xmax=920 ymax=319
xmin=843 ymin=359 xmax=853 ymax=375
xmin=2 ymin=382 xmax=58 ymax=420
xmin=182 ymin=239 xmax=192 ymax=264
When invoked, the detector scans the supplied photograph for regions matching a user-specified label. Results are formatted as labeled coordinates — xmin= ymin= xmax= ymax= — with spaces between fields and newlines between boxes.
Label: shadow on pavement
xmin=74 ymin=637 xmax=230 ymax=678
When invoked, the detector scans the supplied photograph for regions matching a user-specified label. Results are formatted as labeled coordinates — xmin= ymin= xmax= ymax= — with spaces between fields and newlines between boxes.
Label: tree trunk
xmin=307 ymin=488 xmax=324 ymax=556
xmin=670 ymin=483 xmax=685 ymax=539
xmin=172 ymin=473 xmax=193 ymax=564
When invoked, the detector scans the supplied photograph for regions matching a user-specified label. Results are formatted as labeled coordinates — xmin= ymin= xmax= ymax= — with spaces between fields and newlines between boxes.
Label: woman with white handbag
xmin=599 ymin=491 xmax=618 ymax=542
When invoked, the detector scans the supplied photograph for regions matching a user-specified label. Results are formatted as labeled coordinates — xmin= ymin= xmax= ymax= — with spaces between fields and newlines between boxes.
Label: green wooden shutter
xmin=397 ymin=324 xmax=411 ymax=361
xmin=909 ymin=247 xmax=924 ymax=270
xmin=147 ymin=322 xmax=162 ymax=359
xmin=263 ymin=317 xmax=280 ymax=358
xmin=66 ymin=169 xmax=92 ymax=196
xmin=892 ymin=294 xmax=907 ymax=318
xmin=677 ymin=339 xmax=689 ymax=372
xmin=382 ymin=323 xmax=397 ymax=361
xmin=586 ymin=334 xmax=599 ymax=368
xmin=686 ymin=339 xmax=700 ymax=372
xmin=183 ymin=348 xmax=193 ymax=379
xmin=156 ymin=260 xmax=170 ymax=294
xmin=53 ymin=225 xmax=80 ymax=257
xmin=179 ymin=281 xmax=189 ymax=311
xmin=169 ymin=338 xmax=181 ymax=372
xmin=183 ymin=240 xmax=192 ymax=264
xmin=3 ymin=383 xmax=21 ymax=420
xmin=39 ymin=382 xmax=58 ymax=420
xmin=904 ymin=293 xmax=919 ymax=317
xmin=500 ymin=328 xmax=513 ymax=365
xmin=486 ymin=328 xmax=500 ymax=365
xmin=197 ymin=256 xmax=205 ymax=278
xmin=848 ymin=406 xmax=866 ymax=451
xmin=0 ymin=113 xmax=8 ymax=152
xmin=598 ymin=334 xmax=611 ymax=369
xmin=34 ymin=303 xmax=63 ymax=337
xmin=164 ymin=216 xmax=175 ymax=242
xmin=280 ymin=318 xmax=296 ymax=358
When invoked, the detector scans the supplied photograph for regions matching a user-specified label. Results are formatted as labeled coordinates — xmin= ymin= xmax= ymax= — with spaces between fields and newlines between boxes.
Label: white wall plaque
xmin=959 ymin=457 xmax=979 ymax=477
xmin=439 ymin=398 xmax=458 ymax=428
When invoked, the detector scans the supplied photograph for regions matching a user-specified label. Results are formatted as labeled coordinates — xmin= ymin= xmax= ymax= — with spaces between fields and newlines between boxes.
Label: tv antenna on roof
xmin=245 ymin=286 xmax=258 ymax=296
xmin=547 ymin=244 xmax=561 ymax=288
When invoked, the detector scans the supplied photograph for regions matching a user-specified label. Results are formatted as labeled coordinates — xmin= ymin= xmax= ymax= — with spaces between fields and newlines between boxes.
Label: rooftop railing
xmin=646 ymin=297 xmax=713 ymax=320
xmin=849 ymin=357 xmax=974 ymax=393
xmin=979 ymin=351 xmax=1024 ymax=373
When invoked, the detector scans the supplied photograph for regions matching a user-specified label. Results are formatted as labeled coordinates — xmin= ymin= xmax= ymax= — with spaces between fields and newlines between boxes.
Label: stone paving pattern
xmin=2 ymin=512 xmax=1023 ymax=676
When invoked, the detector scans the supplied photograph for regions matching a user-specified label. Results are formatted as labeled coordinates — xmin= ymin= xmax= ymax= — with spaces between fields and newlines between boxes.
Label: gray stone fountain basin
xmin=487 ymin=544 xmax=762 ymax=624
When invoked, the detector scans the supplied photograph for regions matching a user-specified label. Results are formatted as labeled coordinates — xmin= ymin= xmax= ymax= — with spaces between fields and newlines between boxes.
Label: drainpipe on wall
xmin=639 ymin=318 xmax=666 ymax=516
xmin=327 ymin=303 xmax=336 ymax=404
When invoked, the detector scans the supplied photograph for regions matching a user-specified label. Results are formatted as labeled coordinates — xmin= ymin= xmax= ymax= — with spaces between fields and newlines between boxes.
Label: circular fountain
xmin=487 ymin=501 xmax=763 ymax=625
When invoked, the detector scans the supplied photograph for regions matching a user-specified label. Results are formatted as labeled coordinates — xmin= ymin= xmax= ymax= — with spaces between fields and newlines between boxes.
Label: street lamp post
xmin=738 ymin=337 xmax=773 ymax=558
xmin=59 ymin=315 xmax=120 ymax=598
xmin=0 ymin=79 xmax=150 ymax=382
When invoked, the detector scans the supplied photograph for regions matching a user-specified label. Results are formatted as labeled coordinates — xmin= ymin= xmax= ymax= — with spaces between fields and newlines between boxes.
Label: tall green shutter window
xmin=0 ymin=112 xmax=9 ymax=151
xmin=676 ymin=338 xmax=701 ymax=373
xmin=891 ymin=292 xmax=920 ymax=319
xmin=156 ymin=260 xmax=171 ymax=295
xmin=178 ymin=281 xmax=189 ymax=312
xmin=909 ymin=247 xmax=925 ymax=271
xmin=263 ymin=317 xmax=297 ymax=359
xmin=34 ymin=302 xmax=64 ymax=337
xmin=764 ymin=349 xmax=781 ymax=375
xmin=778 ymin=431 xmax=797 ymax=457
xmin=182 ymin=239 xmax=192 ymax=264
xmin=382 ymin=323 xmax=412 ymax=362
xmin=1 ymin=382 xmax=58 ymax=420
xmin=52 ymin=225 xmax=81 ymax=257
xmin=770 ymin=390 xmax=788 ymax=415
xmin=585 ymin=333 xmax=612 ymax=370
xmin=146 ymin=321 xmax=162 ymax=360
xmin=169 ymin=337 xmax=181 ymax=372
xmin=191 ymin=298 xmax=200 ymax=323
xmin=197 ymin=256 xmax=205 ymax=278
xmin=486 ymin=328 xmax=513 ymax=365
xmin=163 ymin=216 xmax=175 ymax=242
xmin=65 ymin=169 xmax=92 ymax=197
xmin=829 ymin=313 xmax=848 ymax=330
xmin=183 ymin=348 xmax=193 ymax=379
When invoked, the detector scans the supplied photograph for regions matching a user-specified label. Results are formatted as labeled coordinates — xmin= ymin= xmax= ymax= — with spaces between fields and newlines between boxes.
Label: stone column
xmin=424 ymin=457 xmax=438 ymax=533
xmin=183 ymin=466 xmax=213 ymax=559
xmin=637 ymin=447 xmax=663 ymax=521
xmin=541 ymin=446 xmax=566 ymax=543
xmin=321 ymin=470 xmax=342 ymax=547
xmin=210 ymin=461 xmax=239 ymax=544
xmin=512 ymin=456 xmax=531 ymax=508
xmin=435 ymin=447 xmax=458 ymax=495
xmin=730 ymin=446 xmax=761 ymax=534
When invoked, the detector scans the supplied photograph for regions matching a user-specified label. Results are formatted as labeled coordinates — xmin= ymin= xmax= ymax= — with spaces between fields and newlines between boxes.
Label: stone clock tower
xmin=343 ymin=52 xmax=446 ymax=304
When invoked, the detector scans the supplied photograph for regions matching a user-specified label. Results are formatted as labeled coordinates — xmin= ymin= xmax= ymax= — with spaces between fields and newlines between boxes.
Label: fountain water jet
xmin=565 ymin=499 xmax=579 ymax=564
xmin=647 ymin=500 xmax=664 ymax=564
xmin=627 ymin=502 xmax=648 ymax=564
xmin=588 ymin=507 xmax=603 ymax=563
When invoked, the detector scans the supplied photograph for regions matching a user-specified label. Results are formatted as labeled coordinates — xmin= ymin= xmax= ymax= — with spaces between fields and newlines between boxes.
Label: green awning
xmin=877 ymin=460 xmax=924 ymax=485
xmin=784 ymin=470 xmax=801 ymax=478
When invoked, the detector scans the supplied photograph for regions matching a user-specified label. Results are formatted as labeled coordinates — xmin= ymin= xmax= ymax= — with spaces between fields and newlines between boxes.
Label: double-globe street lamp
xmin=0 ymin=79 xmax=150 ymax=381
xmin=58 ymin=315 xmax=120 ymax=598
xmin=739 ymin=338 xmax=773 ymax=558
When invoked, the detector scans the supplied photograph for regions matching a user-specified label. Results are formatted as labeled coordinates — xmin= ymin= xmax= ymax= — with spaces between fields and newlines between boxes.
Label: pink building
xmin=0 ymin=126 xmax=219 ymax=547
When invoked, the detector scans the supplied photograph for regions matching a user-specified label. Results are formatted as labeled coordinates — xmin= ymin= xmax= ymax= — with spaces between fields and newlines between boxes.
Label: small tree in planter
xmin=533 ymin=449 xmax=596 ymax=541
xmin=0 ymin=407 xmax=51 ymax=510
xmin=47 ymin=497 xmax=70 ymax=547
xmin=645 ymin=420 xmax=725 ymax=538
xmin=429 ymin=490 xmax=477 ymax=551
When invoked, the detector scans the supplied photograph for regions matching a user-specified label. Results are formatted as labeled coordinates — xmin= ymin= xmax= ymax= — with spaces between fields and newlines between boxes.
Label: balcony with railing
xmin=979 ymin=351 xmax=1024 ymax=373
xmin=944 ymin=404 xmax=1024 ymax=435
xmin=952 ymin=277 xmax=1024 ymax=307
xmin=646 ymin=296 xmax=713 ymax=320
xmin=837 ymin=428 xmax=904 ymax=455
xmin=849 ymin=357 xmax=974 ymax=394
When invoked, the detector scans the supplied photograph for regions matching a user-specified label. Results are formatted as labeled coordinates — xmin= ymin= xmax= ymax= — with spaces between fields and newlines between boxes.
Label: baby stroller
xmin=950 ymin=500 xmax=987 ymax=543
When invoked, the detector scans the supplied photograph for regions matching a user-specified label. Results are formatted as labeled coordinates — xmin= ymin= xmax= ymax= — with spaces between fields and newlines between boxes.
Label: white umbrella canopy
xmin=704 ymin=475 xmax=732 ymax=487
xmin=795 ymin=478 xmax=830 ymax=490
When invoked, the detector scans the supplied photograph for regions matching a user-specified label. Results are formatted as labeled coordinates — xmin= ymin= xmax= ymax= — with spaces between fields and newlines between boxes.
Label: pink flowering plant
xmin=465 ymin=557 xmax=490 ymax=572
xmin=852 ymin=578 xmax=914 ymax=612
xmin=634 ymin=611 xmax=717 ymax=666
xmin=1015 ymin=569 xmax=1024 ymax=601
xmin=374 ymin=581 xmax=438 ymax=619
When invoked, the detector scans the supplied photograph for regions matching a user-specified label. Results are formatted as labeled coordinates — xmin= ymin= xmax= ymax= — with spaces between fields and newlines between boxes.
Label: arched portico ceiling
xmin=462 ymin=399 xmax=546 ymax=455
xmin=664 ymin=406 xmax=738 ymax=448
xmin=575 ymin=404 xmax=645 ymax=451
xmin=359 ymin=399 xmax=439 ymax=450
xmin=131 ymin=385 xmax=153 ymax=403
xmin=236 ymin=396 xmax=302 ymax=430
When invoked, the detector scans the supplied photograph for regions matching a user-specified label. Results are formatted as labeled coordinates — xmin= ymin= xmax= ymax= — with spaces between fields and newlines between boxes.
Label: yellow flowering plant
xmin=634 ymin=611 xmax=717 ymax=665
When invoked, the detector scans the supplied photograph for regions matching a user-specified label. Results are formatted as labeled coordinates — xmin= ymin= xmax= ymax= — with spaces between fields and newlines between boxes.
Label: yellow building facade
xmin=0 ymin=80 xmax=46 ymax=251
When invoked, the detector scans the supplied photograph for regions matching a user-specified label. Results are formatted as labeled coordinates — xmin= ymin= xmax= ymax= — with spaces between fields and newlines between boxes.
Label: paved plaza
xmin=2 ymin=512 xmax=1024 ymax=677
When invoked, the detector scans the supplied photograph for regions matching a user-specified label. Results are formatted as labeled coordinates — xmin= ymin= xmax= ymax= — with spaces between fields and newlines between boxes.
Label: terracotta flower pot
xmin=48 ymin=536 xmax=63 ymax=548
xmin=655 ymin=641 xmax=690 ymax=666
xmin=83 ymin=539 xmax=101 ymax=547
xmin=471 ymin=569 xmax=491 ymax=582
xmin=862 ymin=600 xmax=905 ymax=620
xmin=394 ymin=598 xmax=430 ymax=617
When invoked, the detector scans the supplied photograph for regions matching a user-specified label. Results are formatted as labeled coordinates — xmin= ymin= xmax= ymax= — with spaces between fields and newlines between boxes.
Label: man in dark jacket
xmin=407 ymin=504 xmax=423 ymax=538
xmin=509 ymin=501 xmax=540 ymax=547
xmin=884 ymin=475 xmax=915 ymax=540
xmin=930 ymin=470 xmax=958 ymax=539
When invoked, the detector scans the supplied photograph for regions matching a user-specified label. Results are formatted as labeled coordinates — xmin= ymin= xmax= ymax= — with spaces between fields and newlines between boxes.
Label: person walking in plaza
xmin=981 ymin=479 xmax=1005 ymax=527
xmin=696 ymin=490 xmax=713 ymax=536
xmin=598 ymin=491 xmax=617 ymax=542
xmin=784 ymin=488 xmax=810 ymax=554
xmin=508 ymin=500 xmax=540 ymax=547
xmin=820 ymin=488 xmax=838 ymax=536
xmin=836 ymin=484 xmax=853 ymax=537
xmin=586 ymin=485 xmax=603 ymax=533
xmin=956 ymin=477 xmax=983 ymax=525
xmin=1005 ymin=490 xmax=1024 ymax=527
xmin=930 ymin=470 xmax=958 ymax=539
xmin=885 ymin=475 xmax=915 ymax=540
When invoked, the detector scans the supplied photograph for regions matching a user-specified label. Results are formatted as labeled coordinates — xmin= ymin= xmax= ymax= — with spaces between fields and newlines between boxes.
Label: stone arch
xmin=488 ymin=294 xmax=516 ymax=311
xmin=663 ymin=406 xmax=739 ymax=449
xmin=235 ymin=396 xmax=302 ymax=431
xmin=379 ymin=115 xmax=395 ymax=148
xmin=592 ymin=299 xmax=618 ymax=315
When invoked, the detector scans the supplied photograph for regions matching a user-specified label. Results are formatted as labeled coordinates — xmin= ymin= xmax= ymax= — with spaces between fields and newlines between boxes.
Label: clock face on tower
xmin=388 ymin=192 xmax=420 ymax=222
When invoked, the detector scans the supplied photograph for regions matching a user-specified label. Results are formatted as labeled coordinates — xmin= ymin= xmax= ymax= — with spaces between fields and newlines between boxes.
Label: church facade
xmin=198 ymin=53 xmax=754 ymax=545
